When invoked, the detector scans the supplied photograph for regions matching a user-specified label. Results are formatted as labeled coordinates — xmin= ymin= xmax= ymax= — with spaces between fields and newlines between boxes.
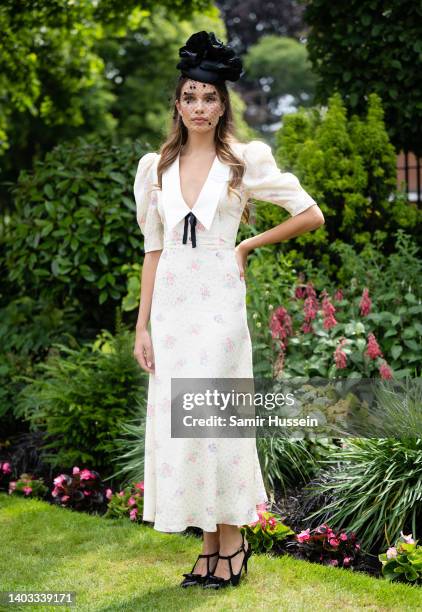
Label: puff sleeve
xmin=242 ymin=140 xmax=317 ymax=216
xmin=133 ymin=152 xmax=164 ymax=252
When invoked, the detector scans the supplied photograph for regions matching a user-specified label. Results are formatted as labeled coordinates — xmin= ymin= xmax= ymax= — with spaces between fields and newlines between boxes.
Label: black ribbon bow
xmin=183 ymin=212 xmax=197 ymax=247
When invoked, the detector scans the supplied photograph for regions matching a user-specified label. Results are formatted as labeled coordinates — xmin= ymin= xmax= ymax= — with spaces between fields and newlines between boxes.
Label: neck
xmin=182 ymin=130 xmax=216 ymax=155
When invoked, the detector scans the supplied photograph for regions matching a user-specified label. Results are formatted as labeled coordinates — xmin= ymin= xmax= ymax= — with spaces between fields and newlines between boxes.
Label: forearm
xmin=241 ymin=204 xmax=325 ymax=252
xmin=136 ymin=250 xmax=162 ymax=332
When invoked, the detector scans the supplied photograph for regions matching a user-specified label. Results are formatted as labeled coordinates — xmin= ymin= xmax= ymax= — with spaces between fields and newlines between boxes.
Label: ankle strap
xmin=218 ymin=532 xmax=245 ymax=559
xmin=198 ymin=551 xmax=219 ymax=558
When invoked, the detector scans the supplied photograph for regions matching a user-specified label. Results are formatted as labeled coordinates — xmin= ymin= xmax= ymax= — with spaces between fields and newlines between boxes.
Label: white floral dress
xmin=133 ymin=140 xmax=317 ymax=532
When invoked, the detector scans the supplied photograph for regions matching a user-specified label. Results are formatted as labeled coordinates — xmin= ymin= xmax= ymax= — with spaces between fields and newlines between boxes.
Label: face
xmin=176 ymin=79 xmax=225 ymax=131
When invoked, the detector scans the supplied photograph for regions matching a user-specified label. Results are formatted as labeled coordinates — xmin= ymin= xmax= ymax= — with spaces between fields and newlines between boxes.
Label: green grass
xmin=0 ymin=493 xmax=421 ymax=611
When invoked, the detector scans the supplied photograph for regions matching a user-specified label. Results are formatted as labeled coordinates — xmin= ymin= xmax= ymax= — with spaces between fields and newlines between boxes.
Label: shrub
xmin=287 ymin=523 xmax=362 ymax=569
xmin=8 ymin=473 xmax=48 ymax=499
xmin=51 ymin=466 xmax=110 ymax=512
xmin=104 ymin=481 xmax=145 ymax=523
xmin=303 ymin=436 xmax=422 ymax=552
xmin=15 ymin=323 xmax=147 ymax=476
xmin=379 ymin=532 xmax=422 ymax=585
xmin=4 ymin=136 xmax=147 ymax=332
xmin=242 ymin=509 xmax=295 ymax=553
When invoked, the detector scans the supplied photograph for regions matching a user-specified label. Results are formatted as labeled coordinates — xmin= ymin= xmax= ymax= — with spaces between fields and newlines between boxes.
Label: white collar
xmin=161 ymin=151 xmax=231 ymax=231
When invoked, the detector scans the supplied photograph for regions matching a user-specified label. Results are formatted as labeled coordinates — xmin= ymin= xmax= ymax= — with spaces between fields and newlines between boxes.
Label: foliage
xmin=0 ymin=296 xmax=81 ymax=432
xmin=242 ymin=510 xmax=295 ymax=553
xmin=304 ymin=0 xmax=422 ymax=155
xmin=104 ymin=480 xmax=145 ymax=523
xmin=271 ymin=93 xmax=419 ymax=265
xmin=257 ymin=436 xmax=334 ymax=494
xmin=303 ymin=437 xmax=422 ymax=551
xmin=0 ymin=0 xmax=212 ymax=162
xmin=14 ymin=324 xmax=147 ymax=476
xmin=287 ymin=523 xmax=362 ymax=569
xmin=5 ymin=137 xmax=148 ymax=331
xmin=266 ymin=232 xmax=421 ymax=379
xmin=379 ymin=532 xmax=422 ymax=584
xmin=243 ymin=34 xmax=316 ymax=111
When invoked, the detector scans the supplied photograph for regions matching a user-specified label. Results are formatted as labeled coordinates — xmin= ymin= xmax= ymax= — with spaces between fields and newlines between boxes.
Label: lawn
xmin=0 ymin=493 xmax=421 ymax=611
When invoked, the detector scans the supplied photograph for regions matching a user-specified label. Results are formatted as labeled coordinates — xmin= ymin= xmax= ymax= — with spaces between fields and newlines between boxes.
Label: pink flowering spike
xmin=365 ymin=333 xmax=383 ymax=360
xmin=334 ymin=340 xmax=348 ymax=369
xmin=379 ymin=361 xmax=393 ymax=379
xmin=334 ymin=289 xmax=343 ymax=301
xmin=359 ymin=288 xmax=372 ymax=316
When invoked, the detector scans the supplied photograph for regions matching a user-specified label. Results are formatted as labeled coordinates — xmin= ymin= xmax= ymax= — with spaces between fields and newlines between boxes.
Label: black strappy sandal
xmin=180 ymin=550 xmax=219 ymax=587
xmin=202 ymin=531 xmax=252 ymax=589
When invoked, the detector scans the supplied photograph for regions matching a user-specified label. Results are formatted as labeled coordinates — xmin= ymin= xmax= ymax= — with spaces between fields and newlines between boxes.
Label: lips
xmin=193 ymin=118 xmax=206 ymax=123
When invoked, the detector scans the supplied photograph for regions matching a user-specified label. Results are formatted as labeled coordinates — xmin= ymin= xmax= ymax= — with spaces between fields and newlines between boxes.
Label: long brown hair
xmin=154 ymin=75 xmax=250 ymax=224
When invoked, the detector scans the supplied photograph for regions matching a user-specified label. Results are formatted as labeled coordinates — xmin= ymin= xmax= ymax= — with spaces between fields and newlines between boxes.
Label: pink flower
xmin=79 ymin=469 xmax=94 ymax=481
xmin=334 ymin=289 xmax=343 ymax=301
xmin=339 ymin=533 xmax=348 ymax=541
xmin=343 ymin=556 xmax=352 ymax=567
xmin=1 ymin=462 xmax=12 ymax=474
xmin=134 ymin=482 xmax=145 ymax=492
xmin=53 ymin=474 xmax=67 ymax=487
xmin=297 ymin=529 xmax=311 ymax=542
xmin=328 ymin=538 xmax=340 ymax=547
xmin=334 ymin=337 xmax=348 ymax=369
xmin=322 ymin=293 xmax=337 ymax=329
xmin=128 ymin=496 xmax=137 ymax=506
xmin=8 ymin=481 xmax=17 ymax=494
xmin=118 ymin=490 xmax=125 ymax=497
xmin=365 ymin=333 xmax=383 ymax=360
xmin=379 ymin=362 xmax=393 ymax=380
xmin=355 ymin=543 xmax=361 ymax=550
xmin=303 ymin=296 xmax=318 ymax=321
xmin=83 ymin=490 xmax=92 ymax=496
xmin=329 ymin=559 xmax=339 ymax=566
xmin=386 ymin=547 xmax=398 ymax=559
xmin=129 ymin=507 xmax=138 ymax=521
xmin=23 ymin=486 xmax=32 ymax=496
xmin=295 ymin=286 xmax=306 ymax=299
xmin=259 ymin=515 xmax=268 ymax=529
xmin=51 ymin=487 xmax=60 ymax=497
xmin=400 ymin=531 xmax=415 ymax=544
xmin=305 ymin=282 xmax=317 ymax=299
xmin=61 ymin=495 xmax=70 ymax=502
xmin=105 ymin=488 xmax=113 ymax=500
xmin=72 ymin=466 xmax=80 ymax=475
xmin=359 ymin=288 xmax=372 ymax=316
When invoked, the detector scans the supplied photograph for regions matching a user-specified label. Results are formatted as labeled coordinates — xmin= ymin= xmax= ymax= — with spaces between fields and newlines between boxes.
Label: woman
xmin=133 ymin=31 xmax=325 ymax=589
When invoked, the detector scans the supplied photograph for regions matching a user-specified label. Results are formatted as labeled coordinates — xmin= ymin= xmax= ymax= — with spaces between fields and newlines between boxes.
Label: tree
xmin=303 ymin=0 xmax=422 ymax=155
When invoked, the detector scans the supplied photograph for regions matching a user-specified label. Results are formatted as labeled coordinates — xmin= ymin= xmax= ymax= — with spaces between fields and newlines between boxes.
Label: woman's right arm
xmin=133 ymin=250 xmax=162 ymax=374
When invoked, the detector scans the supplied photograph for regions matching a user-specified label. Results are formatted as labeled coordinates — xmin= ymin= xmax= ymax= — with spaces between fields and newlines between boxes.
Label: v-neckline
xmin=177 ymin=152 xmax=218 ymax=212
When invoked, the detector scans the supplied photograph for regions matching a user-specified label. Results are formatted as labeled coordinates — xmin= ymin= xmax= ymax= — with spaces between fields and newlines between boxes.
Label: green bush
xmin=261 ymin=92 xmax=420 ymax=271
xmin=14 ymin=323 xmax=147 ymax=476
xmin=303 ymin=433 xmax=422 ymax=551
xmin=4 ymin=136 xmax=147 ymax=332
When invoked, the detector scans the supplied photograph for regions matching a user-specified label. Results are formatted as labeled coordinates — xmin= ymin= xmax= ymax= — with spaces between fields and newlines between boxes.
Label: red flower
xmin=379 ymin=361 xmax=393 ymax=379
xmin=365 ymin=333 xmax=383 ymax=360
xmin=270 ymin=306 xmax=293 ymax=349
xmin=359 ymin=288 xmax=372 ymax=316
xmin=334 ymin=338 xmax=348 ymax=369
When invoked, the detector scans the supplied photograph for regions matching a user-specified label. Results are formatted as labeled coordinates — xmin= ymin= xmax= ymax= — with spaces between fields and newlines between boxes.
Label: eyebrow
xmin=182 ymin=91 xmax=217 ymax=96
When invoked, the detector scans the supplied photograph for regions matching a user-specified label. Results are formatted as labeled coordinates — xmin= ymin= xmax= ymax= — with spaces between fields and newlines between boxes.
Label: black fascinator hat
xmin=176 ymin=31 xmax=244 ymax=85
